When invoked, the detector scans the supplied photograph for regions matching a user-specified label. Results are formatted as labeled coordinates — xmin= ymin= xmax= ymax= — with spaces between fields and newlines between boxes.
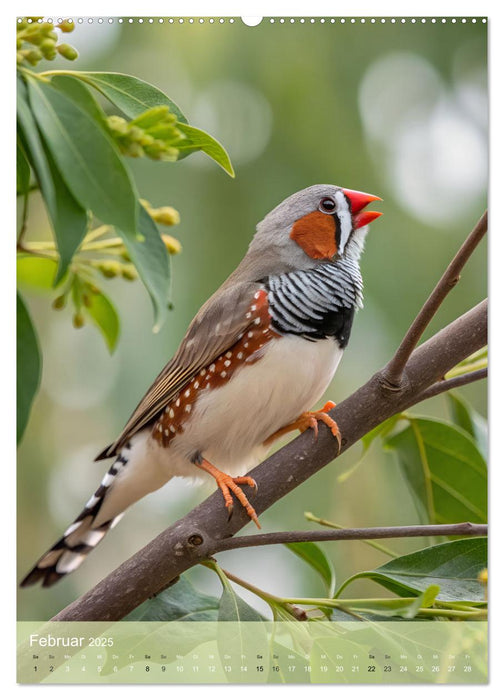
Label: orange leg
xmin=265 ymin=401 xmax=341 ymax=451
xmin=193 ymin=455 xmax=260 ymax=529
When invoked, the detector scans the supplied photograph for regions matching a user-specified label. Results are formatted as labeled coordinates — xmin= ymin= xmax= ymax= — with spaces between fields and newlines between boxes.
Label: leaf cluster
xmin=16 ymin=19 xmax=234 ymax=443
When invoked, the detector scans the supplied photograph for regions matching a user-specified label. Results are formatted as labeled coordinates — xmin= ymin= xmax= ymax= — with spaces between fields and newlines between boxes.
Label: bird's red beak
xmin=341 ymin=188 xmax=383 ymax=229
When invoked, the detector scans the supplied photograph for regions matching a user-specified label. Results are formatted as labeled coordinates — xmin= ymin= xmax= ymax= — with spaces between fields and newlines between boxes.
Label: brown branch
xmin=214 ymin=522 xmax=487 ymax=551
xmin=382 ymin=211 xmax=487 ymax=388
xmin=52 ymin=299 xmax=487 ymax=622
xmin=414 ymin=367 xmax=487 ymax=404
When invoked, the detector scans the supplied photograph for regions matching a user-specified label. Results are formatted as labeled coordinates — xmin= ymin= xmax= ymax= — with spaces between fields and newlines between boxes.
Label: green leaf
xmin=85 ymin=289 xmax=120 ymax=353
xmin=58 ymin=71 xmax=234 ymax=175
xmin=285 ymin=542 xmax=336 ymax=597
xmin=361 ymin=414 xmax=401 ymax=452
xmin=26 ymin=76 xmax=139 ymax=236
xmin=336 ymin=537 xmax=488 ymax=603
xmin=218 ymin=585 xmax=264 ymax=622
xmin=73 ymin=71 xmax=188 ymax=123
xmin=42 ymin=145 xmax=88 ymax=285
xmin=447 ymin=392 xmax=488 ymax=461
xmin=17 ymin=77 xmax=57 ymax=220
xmin=17 ymin=293 xmax=42 ymax=443
xmin=126 ymin=575 xmax=219 ymax=621
xmin=212 ymin=566 xmax=267 ymax=684
xmin=17 ymin=138 xmax=31 ymax=195
xmin=100 ymin=577 xmax=221 ymax=674
xmin=18 ymin=80 xmax=88 ymax=284
xmin=17 ymin=256 xmax=59 ymax=290
xmin=50 ymin=74 xmax=108 ymax=124
xmin=310 ymin=634 xmax=376 ymax=682
xmin=176 ymin=122 xmax=235 ymax=176
xmin=18 ymin=76 xmax=87 ymax=283
xmin=384 ymin=416 xmax=487 ymax=524
xmin=337 ymin=414 xmax=402 ymax=483
xmin=118 ymin=205 xmax=171 ymax=331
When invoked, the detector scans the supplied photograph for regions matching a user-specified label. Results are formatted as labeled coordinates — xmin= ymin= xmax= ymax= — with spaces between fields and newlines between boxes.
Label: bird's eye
xmin=319 ymin=197 xmax=336 ymax=213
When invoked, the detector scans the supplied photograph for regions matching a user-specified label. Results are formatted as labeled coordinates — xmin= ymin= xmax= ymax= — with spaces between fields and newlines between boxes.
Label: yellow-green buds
xmin=132 ymin=106 xmax=177 ymax=129
xmin=162 ymin=234 xmax=182 ymax=255
xmin=23 ymin=49 xmax=43 ymax=66
xmin=57 ymin=19 xmax=75 ymax=33
xmin=97 ymin=260 xmax=122 ymax=279
xmin=105 ymin=105 xmax=183 ymax=162
xmin=121 ymin=264 xmax=139 ymax=280
xmin=106 ymin=115 xmax=129 ymax=136
xmin=40 ymin=38 xmax=57 ymax=60
xmin=52 ymin=295 xmax=66 ymax=310
xmin=57 ymin=43 xmax=78 ymax=60
xmin=72 ymin=311 xmax=85 ymax=328
xmin=150 ymin=206 xmax=180 ymax=227
xmin=16 ymin=17 xmax=78 ymax=67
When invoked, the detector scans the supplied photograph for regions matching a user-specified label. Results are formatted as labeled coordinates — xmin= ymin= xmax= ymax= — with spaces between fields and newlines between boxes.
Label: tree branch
xmin=214 ymin=522 xmax=487 ymax=551
xmin=414 ymin=367 xmax=487 ymax=404
xmin=52 ymin=299 xmax=487 ymax=622
xmin=382 ymin=211 xmax=487 ymax=388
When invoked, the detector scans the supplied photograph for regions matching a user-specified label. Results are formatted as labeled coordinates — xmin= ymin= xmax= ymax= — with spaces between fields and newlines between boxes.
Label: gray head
xmin=229 ymin=184 xmax=382 ymax=283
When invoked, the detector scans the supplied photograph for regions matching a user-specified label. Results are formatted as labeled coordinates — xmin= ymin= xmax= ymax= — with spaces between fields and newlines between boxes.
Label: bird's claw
xmin=193 ymin=456 xmax=260 ymax=528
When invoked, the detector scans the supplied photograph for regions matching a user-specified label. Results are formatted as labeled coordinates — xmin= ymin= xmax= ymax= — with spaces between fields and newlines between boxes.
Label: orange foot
xmin=265 ymin=401 xmax=341 ymax=451
xmin=193 ymin=455 xmax=260 ymax=529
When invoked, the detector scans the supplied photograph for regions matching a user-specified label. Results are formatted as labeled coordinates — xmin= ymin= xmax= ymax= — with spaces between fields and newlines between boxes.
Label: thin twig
xmin=414 ymin=367 xmax=488 ymax=403
xmin=304 ymin=512 xmax=399 ymax=557
xmin=383 ymin=211 xmax=487 ymax=388
xmin=214 ymin=522 xmax=487 ymax=553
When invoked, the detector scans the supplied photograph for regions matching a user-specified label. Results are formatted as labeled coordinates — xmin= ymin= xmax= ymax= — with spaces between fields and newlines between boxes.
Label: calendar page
xmin=17 ymin=14 xmax=488 ymax=685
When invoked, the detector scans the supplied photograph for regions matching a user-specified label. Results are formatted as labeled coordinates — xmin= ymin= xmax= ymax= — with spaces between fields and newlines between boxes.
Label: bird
xmin=21 ymin=184 xmax=382 ymax=588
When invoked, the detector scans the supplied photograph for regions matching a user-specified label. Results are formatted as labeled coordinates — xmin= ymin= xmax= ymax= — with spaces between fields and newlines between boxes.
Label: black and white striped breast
xmin=265 ymin=260 xmax=363 ymax=348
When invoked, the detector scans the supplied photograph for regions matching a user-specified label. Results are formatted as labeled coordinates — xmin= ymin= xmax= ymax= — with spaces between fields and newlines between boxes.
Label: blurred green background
xmin=17 ymin=17 xmax=487 ymax=620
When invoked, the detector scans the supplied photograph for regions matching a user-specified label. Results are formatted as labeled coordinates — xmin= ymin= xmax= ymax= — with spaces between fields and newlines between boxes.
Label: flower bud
xmin=162 ymin=234 xmax=182 ymax=254
xmin=148 ymin=123 xmax=181 ymax=141
xmin=40 ymin=39 xmax=57 ymax=60
xmin=122 ymin=142 xmax=144 ymax=158
xmin=152 ymin=206 xmax=180 ymax=227
xmin=139 ymin=133 xmax=155 ymax=147
xmin=106 ymin=115 xmax=129 ymax=135
xmin=121 ymin=264 xmax=138 ymax=280
xmin=73 ymin=312 xmax=85 ymax=328
xmin=25 ymin=33 xmax=43 ymax=46
xmin=40 ymin=23 xmax=56 ymax=36
xmin=128 ymin=125 xmax=145 ymax=142
xmin=24 ymin=48 xmax=43 ymax=65
xmin=131 ymin=106 xmax=170 ymax=129
xmin=57 ymin=43 xmax=78 ymax=60
xmin=157 ymin=147 xmax=180 ymax=162
xmin=98 ymin=260 xmax=121 ymax=278
xmin=58 ymin=19 xmax=75 ymax=33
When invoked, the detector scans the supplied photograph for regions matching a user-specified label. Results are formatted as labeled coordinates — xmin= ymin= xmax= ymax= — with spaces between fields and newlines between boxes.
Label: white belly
xmin=152 ymin=336 xmax=343 ymax=478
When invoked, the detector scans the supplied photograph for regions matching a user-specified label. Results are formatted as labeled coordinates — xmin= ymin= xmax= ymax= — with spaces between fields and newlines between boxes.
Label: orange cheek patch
xmin=289 ymin=211 xmax=337 ymax=260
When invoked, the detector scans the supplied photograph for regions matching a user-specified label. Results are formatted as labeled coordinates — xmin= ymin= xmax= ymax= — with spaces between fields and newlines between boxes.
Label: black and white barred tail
xmin=20 ymin=444 xmax=132 ymax=588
